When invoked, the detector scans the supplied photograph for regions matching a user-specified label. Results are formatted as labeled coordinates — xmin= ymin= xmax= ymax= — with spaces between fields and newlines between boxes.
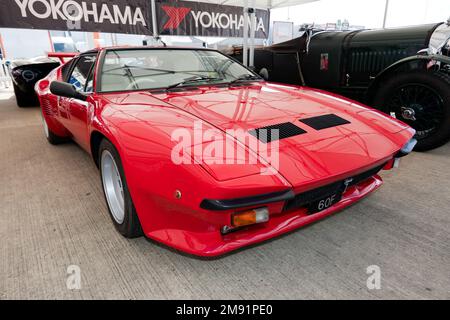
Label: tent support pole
xmin=382 ymin=0 xmax=390 ymax=28
xmin=243 ymin=0 xmax=249 ymax=66
xmin=151 ymin=0 xmax=159 ymax=38
xmin=249 ymin=0 xmax=256 ymax=68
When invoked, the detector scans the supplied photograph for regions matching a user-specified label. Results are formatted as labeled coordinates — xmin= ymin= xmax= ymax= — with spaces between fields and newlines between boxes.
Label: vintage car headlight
xmin=443 ymin=39 xmax=450 ymax=56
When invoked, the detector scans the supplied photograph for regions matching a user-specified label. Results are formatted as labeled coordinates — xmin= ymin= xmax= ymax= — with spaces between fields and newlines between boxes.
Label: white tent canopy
xmin=183 ymin=0 xmax=318 ymax=10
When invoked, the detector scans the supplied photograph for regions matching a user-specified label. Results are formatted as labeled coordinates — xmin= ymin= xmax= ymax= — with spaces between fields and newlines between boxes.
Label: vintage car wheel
xmin=99 ymin=139 xmax=143 ymax=238
xmin=13 ymin=83 xmax=38 ymax=108
xmin=373 ymin=71 xmax=450 ymax=151
xmin=41 ymin=114 xmax=66 ymax=145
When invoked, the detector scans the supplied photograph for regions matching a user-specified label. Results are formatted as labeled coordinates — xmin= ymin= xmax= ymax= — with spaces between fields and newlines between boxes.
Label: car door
xmin=61 ymin=54 xmax=97 ymax=150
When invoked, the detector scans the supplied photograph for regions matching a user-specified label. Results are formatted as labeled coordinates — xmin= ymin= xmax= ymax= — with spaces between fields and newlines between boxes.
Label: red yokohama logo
xmin=161 ymin=6 xmax=191 ymax=29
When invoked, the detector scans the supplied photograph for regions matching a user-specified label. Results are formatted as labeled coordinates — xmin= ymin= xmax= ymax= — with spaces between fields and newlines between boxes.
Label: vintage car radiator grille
xmin=283 ymin=163 xmax=385 ymax=212
xmin=349 ymin=49 xmax=410 ymax=74
xmin=249 ymin=122 xmax=306 ymax=143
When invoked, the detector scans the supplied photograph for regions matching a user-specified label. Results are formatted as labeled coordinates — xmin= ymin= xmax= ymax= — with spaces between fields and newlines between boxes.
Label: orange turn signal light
xmin=231 ymin=207 xmax=269 ymax=227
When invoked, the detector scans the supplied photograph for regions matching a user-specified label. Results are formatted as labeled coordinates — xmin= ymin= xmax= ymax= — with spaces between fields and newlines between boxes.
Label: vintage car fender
xmin=367 ymin=53 xmax=450 ymax=102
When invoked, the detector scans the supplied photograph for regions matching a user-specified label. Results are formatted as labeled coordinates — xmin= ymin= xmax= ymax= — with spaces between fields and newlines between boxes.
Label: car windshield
xmin=99 ymin=49 xmax=260 ymax=92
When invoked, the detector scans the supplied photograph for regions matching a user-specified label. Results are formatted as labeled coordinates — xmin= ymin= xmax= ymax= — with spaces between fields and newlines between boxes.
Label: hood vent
xmin=299 ymin=114 xmax=350 ymax=130
xmin=249 ymin=122 xmax=306 ymax=143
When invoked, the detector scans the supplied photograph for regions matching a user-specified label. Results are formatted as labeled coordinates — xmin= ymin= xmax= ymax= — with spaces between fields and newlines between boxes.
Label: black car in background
xmin=234 ymin=21 xmax=450 ymax=151
xmin=8 ymin=57 xmax=60 ymax=107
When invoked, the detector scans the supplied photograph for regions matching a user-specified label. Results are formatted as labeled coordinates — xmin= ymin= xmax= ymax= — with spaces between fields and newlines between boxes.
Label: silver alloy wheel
xmin=101 ymin=150 xmax=125 ymax=224
xmin=42 ymin=115 xmax=49 ymax=138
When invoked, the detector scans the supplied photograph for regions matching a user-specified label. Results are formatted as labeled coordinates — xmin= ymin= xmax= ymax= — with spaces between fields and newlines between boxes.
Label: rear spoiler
xmin=47 ymin=52 xmax=78 ymax=63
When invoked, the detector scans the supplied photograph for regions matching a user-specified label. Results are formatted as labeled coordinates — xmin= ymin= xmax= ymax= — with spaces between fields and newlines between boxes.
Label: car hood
xmin=105 ymin=82 xmax=414 ymax=187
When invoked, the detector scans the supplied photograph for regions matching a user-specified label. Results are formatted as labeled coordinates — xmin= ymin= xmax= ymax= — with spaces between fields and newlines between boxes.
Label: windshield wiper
xmin=166 ymin=75 xmax=224 ymax=90
xmin=103 ymin=64 xmax=176 ymax=75
xmin=228 ymin=74 xmax=262 ymax=86
xmin=104 ymin=65 xmax=223 ymax=79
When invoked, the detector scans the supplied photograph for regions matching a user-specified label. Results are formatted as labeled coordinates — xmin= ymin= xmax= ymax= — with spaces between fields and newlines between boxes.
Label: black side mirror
xmin=50 ymin=81 xmax=87 ymax=101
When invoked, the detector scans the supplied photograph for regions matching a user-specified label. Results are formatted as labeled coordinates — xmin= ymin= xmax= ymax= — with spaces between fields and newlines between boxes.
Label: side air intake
xmin=249 ymin=122 xmax=306 ymax=143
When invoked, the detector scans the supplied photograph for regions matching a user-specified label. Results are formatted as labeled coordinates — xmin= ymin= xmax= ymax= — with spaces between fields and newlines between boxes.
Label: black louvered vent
xmin=41 ymin=97 xmax=54 ymax=116
xmin=249 ymin=122 xmax=306 ymax=143
xmin=299 ymin=114 xmax=350 ymax=130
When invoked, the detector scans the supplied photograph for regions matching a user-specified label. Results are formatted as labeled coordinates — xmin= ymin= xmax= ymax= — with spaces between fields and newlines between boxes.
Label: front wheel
xmin=99 ymin=139 xmax=143 ymax=238
xmin=373 ymin=71 xmax=450 ymax=151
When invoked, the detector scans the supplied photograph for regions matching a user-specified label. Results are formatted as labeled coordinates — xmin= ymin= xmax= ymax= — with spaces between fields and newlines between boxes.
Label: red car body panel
xmin=35 ymin=48 xmax=415 ymax=257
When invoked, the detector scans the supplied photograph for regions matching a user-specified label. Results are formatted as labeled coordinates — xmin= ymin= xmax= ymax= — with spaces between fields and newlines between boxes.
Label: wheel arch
xmin=90 ymin=130 xmax=108 ymax=168
xmin=366 ymin=54 xmax=450 ymax=104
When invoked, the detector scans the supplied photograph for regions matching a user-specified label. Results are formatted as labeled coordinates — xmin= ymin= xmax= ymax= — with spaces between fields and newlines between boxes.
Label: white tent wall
xmin=0 ymin=28 xmax=150 ymax=60
xmin=182 ymin=0 xmax=318 ymax=10
xmin=270 ymin=0 xmax=450 ymax=30
xmin=0 ymin=28 xmax=53 ymax=60
xmin=385 ymin=0 xmax=450 ymax=27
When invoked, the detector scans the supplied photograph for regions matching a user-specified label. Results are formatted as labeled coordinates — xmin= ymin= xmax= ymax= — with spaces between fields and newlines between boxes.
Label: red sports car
xmin=35 ymin=47 xmax=416 ymax=257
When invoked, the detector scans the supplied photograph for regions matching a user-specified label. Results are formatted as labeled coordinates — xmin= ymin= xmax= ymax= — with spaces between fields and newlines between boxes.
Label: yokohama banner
xmin=0 ymin=0 xmax=269 ymax=38
xmin=0 ymin=0 xmax=152 ymax=35
xmin=157 ymin=1 xmax=269 ymax=38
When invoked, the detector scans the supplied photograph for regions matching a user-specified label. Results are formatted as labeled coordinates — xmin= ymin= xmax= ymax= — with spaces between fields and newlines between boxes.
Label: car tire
xmin=13 ymin=83 xmax=37 ymax=107
xmin=373 ymin=70 xmax=450 ymax=151
xmin=99 ymin=139 xmax=143 ymax=238
xmin=41 ymin=114 xmax=66 ymax=145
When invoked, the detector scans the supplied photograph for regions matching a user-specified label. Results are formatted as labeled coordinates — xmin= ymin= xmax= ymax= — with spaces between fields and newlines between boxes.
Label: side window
xmin=67 ymin=55 xmax=96 ymax=92
xmin=84 ymin=68 xmax=95 ymax=93
xmin=61 ymin=59 xmax=75 ymax=81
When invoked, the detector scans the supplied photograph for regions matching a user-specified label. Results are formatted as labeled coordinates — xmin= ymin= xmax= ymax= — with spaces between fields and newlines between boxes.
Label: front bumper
xmin=395 ymin=138 xmax=417 ymax=158
xmin=145 ymin=175 xmax=383 ymax=257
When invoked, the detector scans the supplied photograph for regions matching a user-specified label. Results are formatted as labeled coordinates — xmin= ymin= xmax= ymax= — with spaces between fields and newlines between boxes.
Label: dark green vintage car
xmin=241 ymin=21 xmax=450 ymax=151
